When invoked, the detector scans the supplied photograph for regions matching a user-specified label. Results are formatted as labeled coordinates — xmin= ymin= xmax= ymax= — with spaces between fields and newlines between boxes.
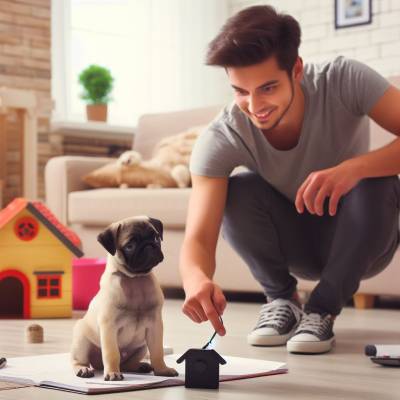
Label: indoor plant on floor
xmin=79 ymin=65 xmax=114 ymax=122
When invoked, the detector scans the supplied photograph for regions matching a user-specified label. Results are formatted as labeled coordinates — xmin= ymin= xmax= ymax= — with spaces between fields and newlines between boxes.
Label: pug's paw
xmin=137 ymin=362 xmax=153 ymax=373
xmin=153 ymin=366 xmax=179 ymax=377
xmin=104 ymin=371 xmax=124 ymax=381
xmin=76 ymin=367 xmax=95 ymax=378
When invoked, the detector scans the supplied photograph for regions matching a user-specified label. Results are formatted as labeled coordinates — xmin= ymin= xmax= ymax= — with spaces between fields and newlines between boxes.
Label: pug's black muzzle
xmin=125 ymin=240 xmax=164 ymax=273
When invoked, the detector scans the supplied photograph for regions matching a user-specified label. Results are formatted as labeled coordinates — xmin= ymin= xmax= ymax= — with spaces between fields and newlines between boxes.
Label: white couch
xmin=46 ymin=78 xmax=400 ymax=304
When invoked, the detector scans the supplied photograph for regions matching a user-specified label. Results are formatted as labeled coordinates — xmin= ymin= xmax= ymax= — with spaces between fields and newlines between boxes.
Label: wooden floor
xmin=0 ymin=299 xmax=400 ymax=400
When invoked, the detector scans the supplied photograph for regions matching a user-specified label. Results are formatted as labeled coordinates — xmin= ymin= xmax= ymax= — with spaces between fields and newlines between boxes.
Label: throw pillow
xmin=82 ymin=125 xmax=204 ymax=189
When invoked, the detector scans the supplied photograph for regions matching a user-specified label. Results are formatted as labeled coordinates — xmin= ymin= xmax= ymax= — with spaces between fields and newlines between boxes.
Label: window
xmin=37 ymin=275 xmax=62 ymax=299
xmin=14 ymin=217 xmax=39 ymax=241
xmin=52 ymin=0 xmax=230 ymax=126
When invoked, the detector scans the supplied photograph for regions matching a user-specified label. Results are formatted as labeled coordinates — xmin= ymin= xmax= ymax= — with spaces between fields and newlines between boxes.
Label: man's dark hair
xmin=206 ymin=5 xmax=301 ymax=75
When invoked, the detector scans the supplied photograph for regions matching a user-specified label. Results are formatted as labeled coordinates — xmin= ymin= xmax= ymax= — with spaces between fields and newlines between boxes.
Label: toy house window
xmin=37 ymin=275 xmax=62 ymax=299
xmin=14 ymin=217 xmax=39 ymax=241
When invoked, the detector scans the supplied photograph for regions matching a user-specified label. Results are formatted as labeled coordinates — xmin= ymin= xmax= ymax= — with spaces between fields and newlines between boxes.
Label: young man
xmin=179 ymin=5 xmax=400 ymax=354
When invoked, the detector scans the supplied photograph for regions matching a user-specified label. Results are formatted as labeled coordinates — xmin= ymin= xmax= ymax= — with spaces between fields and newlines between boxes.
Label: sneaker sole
xmin=286 ymin=337 xmax=335 ymax=354
xmin=247 ymin=328 xmax=297 ymax=346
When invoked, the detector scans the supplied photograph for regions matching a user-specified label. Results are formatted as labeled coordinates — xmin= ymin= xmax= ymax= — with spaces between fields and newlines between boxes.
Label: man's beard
xmin=258 ymin=79 xmax=295 ymax=133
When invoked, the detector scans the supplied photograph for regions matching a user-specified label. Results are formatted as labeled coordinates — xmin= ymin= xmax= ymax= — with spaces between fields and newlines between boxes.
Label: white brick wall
xmin=229 ymin=0 xmax=400 ymax=77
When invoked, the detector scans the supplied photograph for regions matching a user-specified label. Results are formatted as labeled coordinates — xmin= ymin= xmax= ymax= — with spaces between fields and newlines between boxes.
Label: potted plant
xmin=78 ymin=65 xmax=114 ymax=122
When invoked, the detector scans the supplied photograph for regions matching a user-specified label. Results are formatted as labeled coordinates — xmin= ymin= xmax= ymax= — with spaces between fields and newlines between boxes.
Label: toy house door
xmin=0 ymin=270 xmax=30 ymax=318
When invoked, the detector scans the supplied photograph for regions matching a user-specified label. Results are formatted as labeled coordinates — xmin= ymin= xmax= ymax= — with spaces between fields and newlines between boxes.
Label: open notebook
xmin=0 ymin=353 xmax=287 ymax=394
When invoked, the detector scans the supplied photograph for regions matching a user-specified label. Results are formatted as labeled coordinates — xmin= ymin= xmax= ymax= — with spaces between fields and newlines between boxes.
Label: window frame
xmin=36 ymin=274 xmax=62 ymax=299
xmin=51 ymin=0 xmax=72 ymax=123
xmin=51 ymin=0 xmax=230 ymax=125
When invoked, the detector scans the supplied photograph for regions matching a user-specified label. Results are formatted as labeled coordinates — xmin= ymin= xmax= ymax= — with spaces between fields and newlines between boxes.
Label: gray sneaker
xmin=287 ymin=312 xmax=335 ymax=354
xmin=247 ymin=298 xmax=303 ymax=346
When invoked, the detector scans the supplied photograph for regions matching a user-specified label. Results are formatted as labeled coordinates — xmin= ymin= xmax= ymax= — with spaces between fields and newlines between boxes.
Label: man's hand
xmin=182 ymin=278 xmax=226 ymax=336
xmin=295 ymin=161 xmax=362 ymax=216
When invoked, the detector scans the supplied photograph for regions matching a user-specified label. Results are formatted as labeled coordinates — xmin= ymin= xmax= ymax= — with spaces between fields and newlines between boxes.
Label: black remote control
xmin=371 ymin=357 xmax=400 ymax=367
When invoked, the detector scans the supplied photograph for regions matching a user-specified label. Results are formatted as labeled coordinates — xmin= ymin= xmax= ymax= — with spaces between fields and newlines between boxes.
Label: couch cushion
xmin=68 ymin=188 xmax=191 ymax=227
xmin=135 ymin=106 xmax=221 ymax=159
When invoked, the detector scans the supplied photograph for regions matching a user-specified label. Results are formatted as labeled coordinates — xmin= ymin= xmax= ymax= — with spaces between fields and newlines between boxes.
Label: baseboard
xmin=162 ymin=287 xmax=400 ymax=309
xmin=162 ymin=287 xmax=266 ymax=303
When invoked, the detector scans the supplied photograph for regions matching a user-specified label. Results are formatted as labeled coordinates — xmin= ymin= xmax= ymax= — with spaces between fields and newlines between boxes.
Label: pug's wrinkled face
xmin=97 ymin=217 xmax=164 ymax=275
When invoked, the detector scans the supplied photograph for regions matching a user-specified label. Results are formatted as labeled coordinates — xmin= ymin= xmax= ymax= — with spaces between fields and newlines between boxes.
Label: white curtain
xmin=52 ymin=0 xmax=229 ymax=125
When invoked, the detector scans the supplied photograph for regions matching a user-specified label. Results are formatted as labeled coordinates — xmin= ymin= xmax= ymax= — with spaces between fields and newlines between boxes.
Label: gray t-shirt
xmin=190 ymin=56 xmax=390 ymax=201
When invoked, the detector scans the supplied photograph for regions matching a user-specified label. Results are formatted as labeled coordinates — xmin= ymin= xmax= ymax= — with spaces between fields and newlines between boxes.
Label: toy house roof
xmin=177 ymin=349 xmax=227 ymax=365
xmin=0 ymin=198 xmax=84 ymax=257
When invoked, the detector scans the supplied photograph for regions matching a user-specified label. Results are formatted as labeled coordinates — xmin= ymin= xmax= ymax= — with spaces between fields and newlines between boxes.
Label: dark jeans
xmin=222 ymin=172 xmax=400 ymax=315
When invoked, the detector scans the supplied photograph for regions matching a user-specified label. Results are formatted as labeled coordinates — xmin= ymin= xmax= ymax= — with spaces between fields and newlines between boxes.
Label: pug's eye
xmin=124 ymin=243 xmax=135 ymax=252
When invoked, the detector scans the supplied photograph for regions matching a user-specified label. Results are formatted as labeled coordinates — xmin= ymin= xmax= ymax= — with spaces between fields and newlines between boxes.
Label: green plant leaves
xmin=78 ymin=65 xmax=114 ymax=104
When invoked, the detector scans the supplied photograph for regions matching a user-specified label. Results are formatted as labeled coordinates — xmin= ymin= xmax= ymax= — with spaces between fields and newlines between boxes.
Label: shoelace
xmin=256 ymin=299 xmax=302 ymax=329
xmin=297 ymin=313 xmax=331 ymax=335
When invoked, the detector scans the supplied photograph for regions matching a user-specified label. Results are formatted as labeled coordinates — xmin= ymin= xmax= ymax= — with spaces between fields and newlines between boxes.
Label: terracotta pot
xmin=86 ymin=104 xmax=108 ymax=122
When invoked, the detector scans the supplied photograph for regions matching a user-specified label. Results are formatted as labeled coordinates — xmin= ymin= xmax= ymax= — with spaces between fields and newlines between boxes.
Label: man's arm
xmin=296 ymin=85 xmax=400 ymax=217
xmin=180 ymin=174 xmax=228 ymax=335
xmin=353 ymin=85 xmax=400 ymax=177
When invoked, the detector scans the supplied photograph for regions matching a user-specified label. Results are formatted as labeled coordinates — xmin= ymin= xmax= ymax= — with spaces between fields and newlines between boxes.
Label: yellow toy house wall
xmin=0 ymin=209 xmax=73 ymax=318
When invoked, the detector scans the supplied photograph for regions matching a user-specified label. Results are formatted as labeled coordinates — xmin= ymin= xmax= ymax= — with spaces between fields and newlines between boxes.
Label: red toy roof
xmin=0 ymin=198 xmax=83 ymax=257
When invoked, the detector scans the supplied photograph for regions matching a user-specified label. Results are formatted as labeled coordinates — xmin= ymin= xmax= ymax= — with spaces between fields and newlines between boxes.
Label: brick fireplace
xmin=0 ymin=0 xmax=52 ymax=206
xmin=0 ymin=87 xmax=38 ymax=207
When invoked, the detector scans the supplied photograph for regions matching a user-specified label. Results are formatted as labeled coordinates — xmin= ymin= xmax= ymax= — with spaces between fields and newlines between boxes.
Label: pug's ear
xmin=149 ymin=217 xmax=163 ymax=241
xmin=97 ymin=224 xmax=120 ymax=255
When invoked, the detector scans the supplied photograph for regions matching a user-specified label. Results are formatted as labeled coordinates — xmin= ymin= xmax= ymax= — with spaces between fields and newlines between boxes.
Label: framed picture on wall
xmin=335 ymin=0 xmax=372 ymax=29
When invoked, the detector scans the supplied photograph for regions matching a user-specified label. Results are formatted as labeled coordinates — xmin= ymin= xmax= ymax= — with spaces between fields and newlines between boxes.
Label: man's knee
xmin=340 ymin=176 xmax=399 ymax=229
xmin=344 ymin=176 xmax=399 ymax=210
xmin=339 ymin=176 xmax=399 ymax=259
xmin=224 ymin=172 xmax=265 ymax=218
xmin=222 ymin=172 xmax=269 ymax=243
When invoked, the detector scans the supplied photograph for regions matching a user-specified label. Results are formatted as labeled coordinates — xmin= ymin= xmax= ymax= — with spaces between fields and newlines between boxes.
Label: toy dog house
xmin=177 ymin=349 xmax=227 ymax=389
xmin=0 ymin=198 xmax=83 ymax=319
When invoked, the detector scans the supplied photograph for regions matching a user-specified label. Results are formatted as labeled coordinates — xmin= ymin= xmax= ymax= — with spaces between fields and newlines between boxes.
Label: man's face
xmin=227 ymin=56 xmax=301 ymax=132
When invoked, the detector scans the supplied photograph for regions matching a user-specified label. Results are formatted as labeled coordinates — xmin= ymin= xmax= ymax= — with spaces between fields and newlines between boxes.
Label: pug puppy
xmin=71 ymin=216 xmax=178 ymax=381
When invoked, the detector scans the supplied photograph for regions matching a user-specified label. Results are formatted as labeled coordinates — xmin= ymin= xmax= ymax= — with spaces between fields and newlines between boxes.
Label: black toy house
xmin=177 ymin=349 xmax=227 ymax=389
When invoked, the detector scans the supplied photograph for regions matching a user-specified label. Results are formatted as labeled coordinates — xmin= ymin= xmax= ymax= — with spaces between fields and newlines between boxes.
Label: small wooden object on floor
xmin=26 ymin=324 xmax=43 ymax=343
xmin=353 ymin=293 xmax=375 ymax=309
